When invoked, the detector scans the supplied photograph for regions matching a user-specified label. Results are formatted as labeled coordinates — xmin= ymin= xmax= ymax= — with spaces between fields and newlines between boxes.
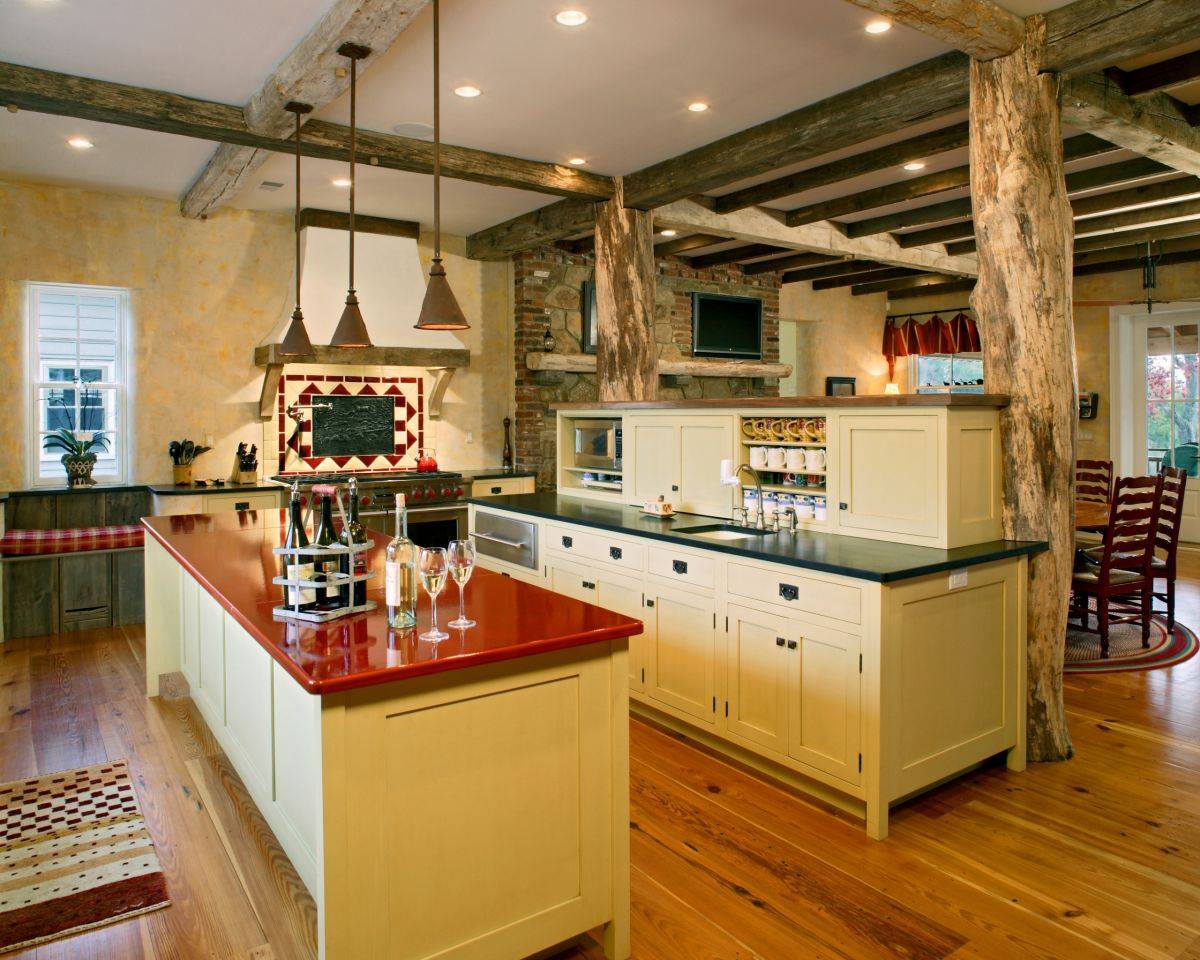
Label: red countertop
xmin=142 ymin=510 xmax=641 ymax=696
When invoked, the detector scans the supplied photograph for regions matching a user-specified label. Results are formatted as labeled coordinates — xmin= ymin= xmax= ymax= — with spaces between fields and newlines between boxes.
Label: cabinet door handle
xmin=582 ymin=581 xmax=595 ymax=590
xmin=839 ymin=502 xmax=848 ymax=511
xmin=562 ymin=535 xmax=573 ymax=548
xmin=235 ymin=501 xmax=251 ymax=511
xmin=609 ymin=546 xmax=623 ymax=560
xmin=671 ymin=484 xmax=679 ymax=492
xmin=645 ymin=599 xmax=655 ymax=608
xmin=775 ymin=637 xmax=786 ymax=647
xmin=779 ymin=583 xmax=799 ymax=601
xmin=672 ymin=559 xmax=688 ymax=575
xmin=491 ymin=485 xmax=502 ymax=494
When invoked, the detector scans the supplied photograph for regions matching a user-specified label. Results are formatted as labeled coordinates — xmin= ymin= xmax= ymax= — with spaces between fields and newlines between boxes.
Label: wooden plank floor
xmin=3 ymin=557 xmax=1200 ymax=959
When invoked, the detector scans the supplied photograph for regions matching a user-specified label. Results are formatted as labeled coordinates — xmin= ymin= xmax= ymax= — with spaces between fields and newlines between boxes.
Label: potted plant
xmin=42 ymin=394 xmax=109 ymax=488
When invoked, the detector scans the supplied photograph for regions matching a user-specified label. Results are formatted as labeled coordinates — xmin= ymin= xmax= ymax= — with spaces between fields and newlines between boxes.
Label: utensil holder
xmin=173 ymin=464 xmax=193 ymax=486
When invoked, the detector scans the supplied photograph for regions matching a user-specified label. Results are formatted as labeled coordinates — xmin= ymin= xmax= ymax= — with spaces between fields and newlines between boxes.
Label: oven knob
xmin=410 ymin=488 xmax=424 ymax=501
xmin=360 ymin=495 xmax=372 ymax=507
xmin=299 ymin=495 xmax=308 ymax=507
xmin=440 ymin=486 xmax=452 ymax=498
xmin=454 ymin=486 xmax=464 ymax=498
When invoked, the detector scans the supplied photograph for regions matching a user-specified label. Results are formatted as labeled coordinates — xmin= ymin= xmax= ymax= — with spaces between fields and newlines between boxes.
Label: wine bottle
xmin=312 ymin=492 xmax=342 ymax=610
xmin=385 ymin=493 xmax=417 ymax=628
xmin=282 ymin=483 xmax=316 ymax=611
xmin=339 ymin=477 xmax=368 ymax=607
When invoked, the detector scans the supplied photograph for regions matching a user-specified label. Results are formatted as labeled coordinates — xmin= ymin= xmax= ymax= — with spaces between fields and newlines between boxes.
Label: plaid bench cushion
xmin=0 ymin=525 xmax=145 ymax=557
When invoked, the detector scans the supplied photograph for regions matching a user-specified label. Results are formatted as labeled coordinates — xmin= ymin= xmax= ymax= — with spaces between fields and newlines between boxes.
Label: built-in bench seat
xmin=0 ymin=524 xmax=144 ymax=559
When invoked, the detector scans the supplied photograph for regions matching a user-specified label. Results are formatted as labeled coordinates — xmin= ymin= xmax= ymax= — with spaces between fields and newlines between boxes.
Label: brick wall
xmin=513 ymin=246 xmax=782 ymax=489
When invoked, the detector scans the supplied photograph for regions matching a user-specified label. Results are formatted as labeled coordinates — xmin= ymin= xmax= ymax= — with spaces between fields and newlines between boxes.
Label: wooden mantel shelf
xmin=254 ymin=344 xmax=471 ymax=421
xmin=525 ymin=352 xmax=791 ymax=380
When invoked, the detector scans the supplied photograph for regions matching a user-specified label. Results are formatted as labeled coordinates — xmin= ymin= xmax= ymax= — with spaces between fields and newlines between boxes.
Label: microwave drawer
xmin=472 ymin=511 xmax=539 ymax=570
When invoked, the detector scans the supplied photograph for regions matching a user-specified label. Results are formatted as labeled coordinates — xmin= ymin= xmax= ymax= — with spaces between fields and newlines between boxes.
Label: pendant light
xmin=330 ymin=42 xmax=373 ymax=348
xmin=280 ymin=101 xmax=315 ymax=356
xmin=415 ymin=0 xmax=470 ymax=331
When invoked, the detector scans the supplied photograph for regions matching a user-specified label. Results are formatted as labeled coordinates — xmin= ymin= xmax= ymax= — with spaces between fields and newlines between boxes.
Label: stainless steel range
xmin=274 ymin=471 xmax=467 ymax=548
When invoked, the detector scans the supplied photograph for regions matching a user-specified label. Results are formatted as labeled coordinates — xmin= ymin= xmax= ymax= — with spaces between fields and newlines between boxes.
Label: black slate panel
xmin=312 ymin=395 xmax=395 ymax=458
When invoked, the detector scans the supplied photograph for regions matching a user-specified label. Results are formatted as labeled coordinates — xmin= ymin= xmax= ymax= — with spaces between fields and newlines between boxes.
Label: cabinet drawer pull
xmin=609 ymin=546 xmax=623 ymax=560
xmin=645 ymin=599 xmax=655 ymax=608
xmin=779 ymin=583 xmax=799 ymax=601
xmin=787 ymin=639 xmax=798 ymax=650
xmin=672 ymin=559 xmax=688 ymax=575
xmin=562 ymin=535 xmax=573 ymax=548
xmin=491 ymin=485 xmax=502 ymax=494
xmin=839 ymin=502 xmax=848 ymax=511
xmin=235 ymin=501 xmax=251 ymax=511
xmin=582 ymin=581 xmax=596 ymax=590
xmin=775 ymin=636 xmax=786 ymax=647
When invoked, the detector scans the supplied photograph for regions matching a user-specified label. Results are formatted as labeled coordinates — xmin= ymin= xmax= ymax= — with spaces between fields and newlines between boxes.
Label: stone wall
xmin=513 ymin=246 xmax=782 ymax=488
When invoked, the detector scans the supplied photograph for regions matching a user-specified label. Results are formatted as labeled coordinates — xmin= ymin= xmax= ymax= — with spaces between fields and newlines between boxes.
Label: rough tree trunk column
xmin=969 ymin=16 xmax=1076 ymax=761
xmin=594 ymin=178 xmax=657 ymax=402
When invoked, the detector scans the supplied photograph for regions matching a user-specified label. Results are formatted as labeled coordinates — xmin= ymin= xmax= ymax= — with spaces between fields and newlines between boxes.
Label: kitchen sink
xmin=673 ymin=523 xmax=776 ymax=541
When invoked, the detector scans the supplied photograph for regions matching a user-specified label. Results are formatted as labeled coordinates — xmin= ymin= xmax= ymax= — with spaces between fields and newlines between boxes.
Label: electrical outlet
xmin=1079 ymin=429 xmax=1093 ymax=440
xmin=466 ymin=431 xmax=474 ymax=443
xmin=948 ymin=569 xmax=968 ymax=590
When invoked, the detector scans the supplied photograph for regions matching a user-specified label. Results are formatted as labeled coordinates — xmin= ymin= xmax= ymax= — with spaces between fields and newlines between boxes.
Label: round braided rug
xmin=1065 ymin=615 xmax=1199 ymax=674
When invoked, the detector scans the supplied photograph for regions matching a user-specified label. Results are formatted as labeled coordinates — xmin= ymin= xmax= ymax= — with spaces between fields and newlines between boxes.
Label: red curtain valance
xmin=882 ymin=311 xmax=980 ymax=380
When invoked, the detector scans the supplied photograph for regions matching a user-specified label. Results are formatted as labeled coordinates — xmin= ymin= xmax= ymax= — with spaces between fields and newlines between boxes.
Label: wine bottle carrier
xmin=272 ymin=483 xmax=377 ymax=623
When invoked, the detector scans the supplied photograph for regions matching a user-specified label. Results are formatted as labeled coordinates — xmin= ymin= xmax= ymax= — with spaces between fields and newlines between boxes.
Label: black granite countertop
xmin=457 ymin=468 xmax=536 ymax=481
xmin=468 ymin=493 xmax=1048 ymax=583
xmin=2 ymin=480 xmax=283 ymax=498
xmin=146 ymin=481 xmax=284 ymax=495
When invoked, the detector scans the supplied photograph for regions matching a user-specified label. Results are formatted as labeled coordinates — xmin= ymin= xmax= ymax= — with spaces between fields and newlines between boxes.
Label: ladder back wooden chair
xmin=1075 ymin=459 xmax=1114 ymax=503
xmin=1072 ymin=473 xmax=1163 ymax=657
xmin=1153 ymin=466 xmax=1188 ymax=631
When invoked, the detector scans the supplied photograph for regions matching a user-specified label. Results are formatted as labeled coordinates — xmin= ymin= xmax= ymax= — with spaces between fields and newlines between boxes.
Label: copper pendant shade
xmin=415 ymin=0 xmax=469 ymax=331
xmin=330 ymin=42 xmax=373 ymax=348
xmin=280 ymin=101 xmax=314 ymax=356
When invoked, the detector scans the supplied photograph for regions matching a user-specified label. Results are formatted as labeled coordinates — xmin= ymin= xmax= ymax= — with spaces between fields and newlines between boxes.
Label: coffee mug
xmin=767 ymin=447 xmax=787 ymax=470
xmin=753 ymin=418 xmax=771 ymax=439
xmin=804 ymin=448 xmax=827 ymax=471
xmin=749 ymin=446 xmax=768 ymax=469
xmin=740 ymin=419 xmax=758 ymax=439
xmin=786 ymin=418 xmax=805 ymax=439
xmin=804 ymin=418 xmax=824 ymax=441
xmin=785 ymin=448 xmax=807 ymax=471
xmin=769 ymin=419 xmax=788 ymax=440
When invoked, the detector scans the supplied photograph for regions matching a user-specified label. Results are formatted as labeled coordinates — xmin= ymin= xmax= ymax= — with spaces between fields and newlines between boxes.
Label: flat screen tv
xmin=691 ymin=292 xmax=763 ymax=360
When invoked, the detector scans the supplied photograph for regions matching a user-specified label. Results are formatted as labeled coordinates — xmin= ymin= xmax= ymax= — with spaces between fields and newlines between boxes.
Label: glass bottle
xmin=312 ymin=492 xmax=342 ymax=610
xmin=282 ymin=483 xmax=316 ymax=611
xmin=385 ymin=493 xmax=417 ymax=628
xmin=339 ymin=477 xmax=368 ymax=607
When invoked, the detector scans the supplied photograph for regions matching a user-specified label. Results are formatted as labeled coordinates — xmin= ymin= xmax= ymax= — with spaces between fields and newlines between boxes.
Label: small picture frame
xmin=580 ymin=279 xmax=598 ymax=355
xmin=825 ymin=376 xmax=856 ymax=397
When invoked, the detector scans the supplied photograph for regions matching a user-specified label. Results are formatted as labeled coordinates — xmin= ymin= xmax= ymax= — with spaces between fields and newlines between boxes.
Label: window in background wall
xmin=912 ymin=353 xmax=984 ymax=394
xmin=27 ymin=283 xmax=130 ymax=484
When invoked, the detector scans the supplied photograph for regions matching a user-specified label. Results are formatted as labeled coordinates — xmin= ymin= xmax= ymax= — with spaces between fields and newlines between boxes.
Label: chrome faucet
xmin=731 ymin=463 xmax=767 ymax=530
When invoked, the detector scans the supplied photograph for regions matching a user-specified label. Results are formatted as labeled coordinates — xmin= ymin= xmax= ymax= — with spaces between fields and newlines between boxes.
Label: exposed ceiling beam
xmin=0 ymin=60 xmax=615 ymax=203
xmin=853 ymin=272 xmax=955 ymax=296
xmin=558 ymin=235 xmax=595 ymax=255
xmin=814 ymin=266 xmax=921 ymax=290
xmin=785 ymin=133 xmax=1114 ymax=227
xmin=466 ymin=52 xmax=971 ymax=258
xmin=887 ymin=278 xmax=977 ymax=300
xmin=655 ymin=233 xmax=729 ymax=256
xmin=779 ymin=259 xmax=875 ymax=283
xmin=1074 ymin=244 xmax=1200 ymax=276
xmin=1076 ymin=233 xmax=1200 ymax=263
xmin=865 ymin=155 xmax=1172 ymax=240
xmin=841 ymin=0 xmax=1023 ymax=60
xmin=683 ymin=243 xmax=790 ymax=268
xmin=1042 ymin=0 xmax=1200 ymax=77
xmin=1106 ymin=50 xmax=1200 ymax=97
xmin=651 ymin=198 xmax=980 ymax=276
xmin=1062 ymin=73 xmax=1200 ymax=176
xmin=1074 ymin=194 xmax=1200 ymax=236
xmin=742 ymin=252 xmax=848 ymax=275
xmin=297 ymin=206 xmax=419 ymax=236
xmin=712 ymin=122 xmax=970 ymax=215
xmin=182 ymin=0 xmax=428 ymax=219
xmin=1073 ymin=218 xmax=1200 ymax=253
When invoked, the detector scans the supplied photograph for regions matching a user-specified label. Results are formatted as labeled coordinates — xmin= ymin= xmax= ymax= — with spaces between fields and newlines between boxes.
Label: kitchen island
xmin=142 ymin=510 xmax=638 ymax=960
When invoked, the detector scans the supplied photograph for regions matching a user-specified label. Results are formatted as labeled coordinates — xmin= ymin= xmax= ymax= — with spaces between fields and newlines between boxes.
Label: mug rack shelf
xmin=740 ymin=439 xmax=826 ymax=448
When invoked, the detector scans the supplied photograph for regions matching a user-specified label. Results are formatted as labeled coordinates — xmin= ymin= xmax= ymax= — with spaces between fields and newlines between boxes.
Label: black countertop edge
xmin=467 ymin=493 xmax=1048 ymax=584
xmin=1 ymin=481 xmax=284 ymax=498
xmin=458 ymin=468 xmax=537 ymax=481
xmin=145 ymin=482 xmax=285 ymax=495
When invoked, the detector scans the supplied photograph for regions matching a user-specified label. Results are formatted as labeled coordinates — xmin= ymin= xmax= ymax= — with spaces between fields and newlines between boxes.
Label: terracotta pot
xmin=173 ymin=464 xmax=194 ymax=486
xmin=62 ymin=453 xmax=97 ymax=488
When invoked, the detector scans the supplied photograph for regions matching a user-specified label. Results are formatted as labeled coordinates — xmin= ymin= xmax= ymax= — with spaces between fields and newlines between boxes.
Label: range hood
xmin=255 ymin=219 xmax=469 ymax=420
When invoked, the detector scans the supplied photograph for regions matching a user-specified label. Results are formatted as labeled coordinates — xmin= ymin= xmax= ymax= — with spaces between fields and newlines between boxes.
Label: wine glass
xmin=447 ymin=539 xmax=476 ymax=629
xmin=417 ymin=547 xmax=449 ymax=642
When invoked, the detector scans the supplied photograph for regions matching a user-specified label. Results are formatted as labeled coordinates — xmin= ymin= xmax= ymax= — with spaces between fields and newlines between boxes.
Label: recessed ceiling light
xmin=568 ymin=157 xmax=587 ymax=166
xmin=454 ymin=85 xmax=482 ymax=98
xmin=903 ymin=161 xmax=926 ymax=171
xmin=331 ymin=177 xmax=352 ymax=188
xmin=687 ymin=102 xmax=709 ymax=113
xmin=67 ymin=136 xmax=94 ymax=150
xmin=660 ymin=229 xmax=678 ymax=237
xmin=865 ymin=19 xmax=892 ymax=34
xmin=554 ymin=10 xmax=588 ymax=26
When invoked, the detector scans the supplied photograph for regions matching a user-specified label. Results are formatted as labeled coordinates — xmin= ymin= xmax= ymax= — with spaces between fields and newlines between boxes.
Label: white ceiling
xmin=0 ymin=0 xmax=1089 ymax=235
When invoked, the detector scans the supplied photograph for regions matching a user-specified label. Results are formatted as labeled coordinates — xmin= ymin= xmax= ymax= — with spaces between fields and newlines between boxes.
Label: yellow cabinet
xmin=195 ymin=587 xmax=226 ymax=725
xmin=646 ymin=584 xmax=716 ymax=723
xmin=626 ymin=414 xmax=735 ymax=517
xmin=725 ymin=604 xmax=790 ymax=755
xmin=837 ymin=414 xmax=940 ymax=539
xmin=549 ymin=560 xmax=647 ymax=692
xmin=788 ymin=616 xmax=862 ymax=784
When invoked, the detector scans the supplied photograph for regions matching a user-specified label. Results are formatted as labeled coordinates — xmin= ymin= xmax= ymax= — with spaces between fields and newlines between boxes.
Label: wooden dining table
xmin=1075 ymin=499 xmax=1108 ymax=532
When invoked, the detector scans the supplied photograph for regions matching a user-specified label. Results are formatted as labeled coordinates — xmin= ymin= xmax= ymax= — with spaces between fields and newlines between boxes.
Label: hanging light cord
xmin=432 ymin=0 xmax=441 ymax=261
xmin=294 ymin=110 xmax=302 ymax=310
xmin=349 ymin=54 xmax=357 ymax=294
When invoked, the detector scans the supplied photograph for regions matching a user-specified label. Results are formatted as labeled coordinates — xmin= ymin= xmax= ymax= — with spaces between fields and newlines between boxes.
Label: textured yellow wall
xmin=0 ymin=179 xmax=513 ymax=490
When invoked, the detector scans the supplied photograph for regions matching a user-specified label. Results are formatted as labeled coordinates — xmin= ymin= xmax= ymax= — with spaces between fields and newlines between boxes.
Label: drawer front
xmin=727 ymin=561 xmax=862 ymax=626
xmin=473 ymin=510 xmax=539 ymax=570
xmin=472 ymin=477 xmax=534 ymax=498
xmin=153 ymin=494 xmax=203 ymax=516
xmin=544 ymin=523 xmax=644 ymax=574
xmin=647 ymin=546 xmax=715 ymax=591
xmin=205 ymin=491 xmax=281 ymax=513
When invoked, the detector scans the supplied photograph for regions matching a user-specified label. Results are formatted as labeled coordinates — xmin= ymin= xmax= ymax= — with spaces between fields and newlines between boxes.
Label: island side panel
xmin=143 ymin=535 xmax=182 ymax=697
xmin=320 ymin=641 xmax=628 ymax=960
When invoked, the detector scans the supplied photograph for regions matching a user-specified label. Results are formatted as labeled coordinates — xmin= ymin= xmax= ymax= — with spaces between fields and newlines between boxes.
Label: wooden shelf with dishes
xmin=738 ymin=414 xmax=831 ymax=528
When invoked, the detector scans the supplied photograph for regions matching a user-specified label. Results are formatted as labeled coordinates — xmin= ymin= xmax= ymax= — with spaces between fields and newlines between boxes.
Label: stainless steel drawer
xmin=472 ymin=511 xmax=539 ymax=570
